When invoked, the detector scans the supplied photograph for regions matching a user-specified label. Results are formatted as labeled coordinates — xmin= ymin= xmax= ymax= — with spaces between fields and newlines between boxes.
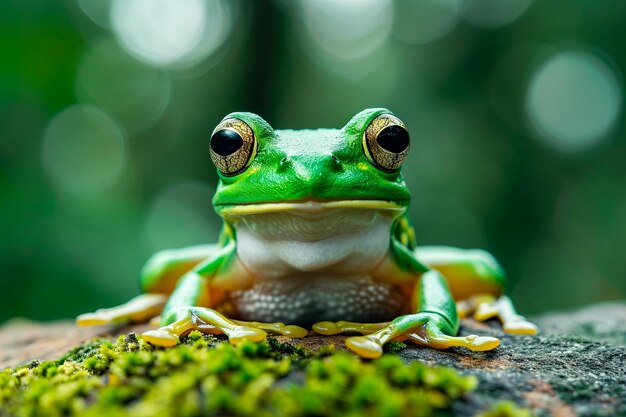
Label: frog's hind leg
xmin=140 ymin=244 xmax=218 ymax=294
xmin=418 ymin=246 xmax=537 ymax=335
xmin=77 ymin=244 xmax=217 ymax=327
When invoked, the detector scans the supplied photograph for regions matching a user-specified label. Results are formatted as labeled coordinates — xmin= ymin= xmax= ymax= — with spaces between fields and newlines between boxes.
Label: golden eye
xmin=362 ymin=113 xmax=410 ymax=172
xmin=210 ymin=118 xmax=257 ymax=175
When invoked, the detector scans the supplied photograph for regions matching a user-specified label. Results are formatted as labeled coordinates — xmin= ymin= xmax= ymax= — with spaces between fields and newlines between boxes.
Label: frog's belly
xmin=232 ymin=208 xmax=410 ymax=324
xmin=230 ymin=276 xmax=408 ymax=324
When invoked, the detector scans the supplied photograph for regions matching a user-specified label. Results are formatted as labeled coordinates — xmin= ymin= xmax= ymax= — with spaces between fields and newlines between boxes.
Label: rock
xmin=404 ymin=303 xmax=626 ymax=417
xmin=1 ymin=302 xmax=625 ymax=417
xmin=0 ymin=319 xmax=151 ymax=370
xmin=534 ymin=302 xmax=626 ymax=346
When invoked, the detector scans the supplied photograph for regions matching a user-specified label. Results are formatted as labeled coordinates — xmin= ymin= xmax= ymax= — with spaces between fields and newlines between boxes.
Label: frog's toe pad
xmin=346 ymin=336 xmax=383 ymax=359
xmin=229 ymin=326 xmax=267 ymax=345
xmin=503 ymin=319 xmax=538 ymax=335
xmin=312 ymin=321 xmax=342 ymax=335
xmin=464 ymin=335 xmax=500 ymax=351
xmin=76 ymin=313 xmax=101 ymax=326
xmin=142 ymin=329 xmax=179 ymax=347
xmin=281 ymin=325 xmax=309 ymax=338
xmin=76 ymin=313 xmax=112 ymax=327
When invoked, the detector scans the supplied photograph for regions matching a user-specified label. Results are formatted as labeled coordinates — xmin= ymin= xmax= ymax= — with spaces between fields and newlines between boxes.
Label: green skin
xmin=85 ymin=108 xmax=534 ymax=357
xmin=151 ymin=108 xmax=435 ymax=321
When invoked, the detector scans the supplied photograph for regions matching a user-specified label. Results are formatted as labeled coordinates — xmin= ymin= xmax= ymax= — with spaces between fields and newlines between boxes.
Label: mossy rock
xmin=0 ymin=332 xmax=523 ymax=417
xmin=1 ymin=302 xmax=625 ymax=416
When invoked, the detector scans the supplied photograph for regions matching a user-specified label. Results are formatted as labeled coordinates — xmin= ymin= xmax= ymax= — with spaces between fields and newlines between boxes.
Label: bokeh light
xmin=110 ymin=0 xmax=233 ymax=69
xmin=76 ymin=39 xmax=171 ymax=134
xmin=143 ymin=182 xmax=221 ymax=252
xmin=78 ymin=0 xmax=111 ymax=29
xmin=299 ymin=0 xmax=392 ymax=60
xmin=295 ymin=0 xmax=393 ymax=77
xmin=41 ymin=105 xmax=127 ymax=197
xmin=526 ymin=50 xmax=622 ymax=153
xmin=393 ymin=0 xmax=460 ymax=45
xmin=460 ymin=0 xmax=532 ymax=28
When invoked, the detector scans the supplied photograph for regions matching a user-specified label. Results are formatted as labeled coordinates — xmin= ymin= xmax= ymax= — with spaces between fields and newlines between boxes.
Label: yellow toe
xmin=312 ymin=321 xmax=341 ymax=335
xmin=346 ymin=336 xmax=383 ymax=359
xmin=142 ymin=329 xmax=179 ymax=347
xmin=465 ymin=335 xmax=500 ymax=351
xmin=474 ymin=304 xmax=499 ymax=321
xmin=504 ymin=320 xmax=538 ymax=335
xmin=76 ymin=313 xmax=110 ymax=326
xmin=229 ymin=326 xmax=267 ymax=344
xmin=281 ymin=325 xmax=308 ymax=338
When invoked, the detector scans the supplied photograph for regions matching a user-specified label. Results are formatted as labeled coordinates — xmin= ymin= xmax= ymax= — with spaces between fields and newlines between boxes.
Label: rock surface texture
xmin=1 ymin=302 xmax=625 ymax=417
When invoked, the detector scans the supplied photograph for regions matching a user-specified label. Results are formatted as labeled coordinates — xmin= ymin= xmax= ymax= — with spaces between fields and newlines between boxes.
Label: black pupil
xmin=377 ymin=125 xmax=409 ymax=153
xmin=211 ymin=129 xmax=244 ymax=156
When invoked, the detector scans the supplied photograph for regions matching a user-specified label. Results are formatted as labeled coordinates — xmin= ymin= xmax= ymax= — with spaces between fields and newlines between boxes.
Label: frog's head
xmin=210 ymin=108 xmax=411 ymax=220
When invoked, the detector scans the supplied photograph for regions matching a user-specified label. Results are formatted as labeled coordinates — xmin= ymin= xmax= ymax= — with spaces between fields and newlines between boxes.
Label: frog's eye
xmin=210 ymin=118 xmax=257 ymax=176
xmin=362 ymin=114 xmax=410 ymax=172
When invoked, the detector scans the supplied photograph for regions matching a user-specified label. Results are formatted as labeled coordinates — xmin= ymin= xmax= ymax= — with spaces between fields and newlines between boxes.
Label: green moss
xmin=0 ymin=331 xmax=524 ymax=417
xmin=476 ymin=401 xmax=536 ymax=417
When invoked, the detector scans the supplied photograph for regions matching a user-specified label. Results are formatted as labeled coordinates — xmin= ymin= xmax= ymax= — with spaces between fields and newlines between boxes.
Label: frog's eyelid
xmin=222 ymin=113 xmax=276 ymax=140
xmin=342 ymin=108 xmax=394 ymax=134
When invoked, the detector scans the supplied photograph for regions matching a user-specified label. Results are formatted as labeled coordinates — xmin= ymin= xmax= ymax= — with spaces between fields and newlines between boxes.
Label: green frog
xmin=77 ymin=108 xmax=536 ymax=358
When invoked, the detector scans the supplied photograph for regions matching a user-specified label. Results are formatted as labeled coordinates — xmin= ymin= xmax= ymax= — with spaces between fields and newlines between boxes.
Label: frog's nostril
xmin=330 ymin=154 xmax=342 ymax=170
xmin=277 ymin=156 xmax=291 ymax=172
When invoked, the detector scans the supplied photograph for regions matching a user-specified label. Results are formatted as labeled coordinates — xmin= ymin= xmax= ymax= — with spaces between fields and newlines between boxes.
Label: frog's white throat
xmin=235 ymin=208 xmax=394 ymax=275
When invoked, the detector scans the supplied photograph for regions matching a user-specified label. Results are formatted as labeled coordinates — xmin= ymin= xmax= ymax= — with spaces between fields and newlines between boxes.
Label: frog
xmin=77 ymin=108 xmax=537 ymax=358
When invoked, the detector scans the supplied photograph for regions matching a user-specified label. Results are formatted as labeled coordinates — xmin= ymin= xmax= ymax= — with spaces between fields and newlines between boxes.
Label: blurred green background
xmin=1 ymin=0 xmax=625 ymax=323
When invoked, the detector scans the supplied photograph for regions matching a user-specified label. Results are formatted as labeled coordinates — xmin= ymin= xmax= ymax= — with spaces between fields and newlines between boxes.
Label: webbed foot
xmin=344 ymin=312 xmax=500 ymax=359
xmin=458 ymin=295 xmax=538 ymax=335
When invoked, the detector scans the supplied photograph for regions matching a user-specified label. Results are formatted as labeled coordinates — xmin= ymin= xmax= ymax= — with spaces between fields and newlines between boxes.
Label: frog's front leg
xmin=142 ymin=244 xmax=307 ymax=347
xmin=142 ymin=273 xmax=307 ymax=346
xmin=345 ymin=271 xmax=500 ymax=359
xmin=142 ymin=293 xmax=268 ymax=347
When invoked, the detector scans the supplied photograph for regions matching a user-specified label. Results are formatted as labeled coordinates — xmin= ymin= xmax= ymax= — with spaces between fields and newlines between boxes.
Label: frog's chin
xmin=217 ymin=199 xmax=406 ymax=220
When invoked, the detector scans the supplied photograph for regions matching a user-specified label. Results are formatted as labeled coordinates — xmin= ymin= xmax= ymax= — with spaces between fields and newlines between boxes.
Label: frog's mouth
xmin=216 ymin=199 xmax=406 ymax=220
